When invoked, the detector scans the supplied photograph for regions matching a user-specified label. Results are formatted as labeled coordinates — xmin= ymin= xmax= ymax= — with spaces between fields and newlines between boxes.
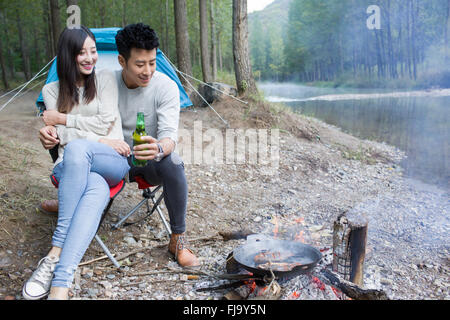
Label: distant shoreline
xmin=265 ymin=88 xmax=450 ymax=103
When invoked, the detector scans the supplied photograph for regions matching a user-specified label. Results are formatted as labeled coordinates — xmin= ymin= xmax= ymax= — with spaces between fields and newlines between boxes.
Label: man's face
xmin=119 ymin=48 xmax=157 ymax=89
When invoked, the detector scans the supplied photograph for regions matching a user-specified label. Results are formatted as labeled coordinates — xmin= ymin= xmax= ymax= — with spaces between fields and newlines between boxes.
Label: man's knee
xmin=161 ymin=152 xmax=184 ymax=170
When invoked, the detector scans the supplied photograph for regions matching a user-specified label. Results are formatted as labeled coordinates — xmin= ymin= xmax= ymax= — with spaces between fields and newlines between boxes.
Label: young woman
xmin=22 ymin=26 xmax=130 ymax=300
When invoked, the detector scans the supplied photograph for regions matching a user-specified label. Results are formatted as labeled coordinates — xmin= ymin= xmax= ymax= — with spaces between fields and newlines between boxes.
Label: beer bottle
xmin=132 ymin=112 xmax=147 ymax=167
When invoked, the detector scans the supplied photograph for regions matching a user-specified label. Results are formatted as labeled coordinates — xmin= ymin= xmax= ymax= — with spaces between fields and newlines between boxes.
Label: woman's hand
xmin=42 ymin=110 xmax=67 ymax=126
xmin=39 ymin=125 xmax=59 ymax=149
xmin=99 ymin=138 xmax=131 ymax=157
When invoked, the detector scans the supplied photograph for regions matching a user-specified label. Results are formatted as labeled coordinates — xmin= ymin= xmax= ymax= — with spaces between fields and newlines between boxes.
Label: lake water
xmin=258 ymin=83 xmax=450 ymax=189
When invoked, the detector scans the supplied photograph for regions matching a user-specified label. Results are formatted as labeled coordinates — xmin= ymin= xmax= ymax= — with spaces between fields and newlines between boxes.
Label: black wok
xmin=233 ymin=234 xmax=322 ymax=278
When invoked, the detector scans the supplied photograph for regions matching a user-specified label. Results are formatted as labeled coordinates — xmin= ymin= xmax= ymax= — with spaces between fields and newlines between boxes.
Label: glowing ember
xmin=244 ymin=280 xmax=257 ymax=294
xmin=294 ymin=217 xmax=305 ymax=225
xmin=290 ymin=291 xmax=301 ymax=299
xmin=331 ymin=286 xmax=342 ymax=299
xmin=311 ymin=276 xmax=326 ymax=291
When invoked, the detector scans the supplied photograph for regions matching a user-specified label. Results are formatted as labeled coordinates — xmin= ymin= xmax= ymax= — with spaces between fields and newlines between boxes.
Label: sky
xmin=247 ymin=0 xmax=275 ymax=13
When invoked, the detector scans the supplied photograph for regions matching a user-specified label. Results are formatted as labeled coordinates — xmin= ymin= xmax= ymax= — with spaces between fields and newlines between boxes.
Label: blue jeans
xmin=50 ymin=139 xmax=130 ymax=288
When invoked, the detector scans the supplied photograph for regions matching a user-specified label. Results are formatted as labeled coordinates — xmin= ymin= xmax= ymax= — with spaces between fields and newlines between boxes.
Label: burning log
xmin=332 ymin=210 xmax=368 ymax=286
xmin=320 ymin=269 xmax=389 ymax=300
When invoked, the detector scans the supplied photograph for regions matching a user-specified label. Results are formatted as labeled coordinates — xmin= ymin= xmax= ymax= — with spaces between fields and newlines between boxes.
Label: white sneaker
xmin=22 ymin=255 xmax=59 ymax=300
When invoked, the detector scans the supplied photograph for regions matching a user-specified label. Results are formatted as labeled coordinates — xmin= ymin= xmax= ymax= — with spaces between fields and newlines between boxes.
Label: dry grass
xmin=0 ymin=137 xmax=56 ymax=245
xmin=220 ymin=92 xmax=321 ymax=141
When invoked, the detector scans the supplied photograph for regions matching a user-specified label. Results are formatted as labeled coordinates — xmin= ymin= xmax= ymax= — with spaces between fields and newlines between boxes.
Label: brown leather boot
xmin=168 ymin=233 xmax=200 ymax=267
xmin=38 ymin=200 xmax=58 ymax=215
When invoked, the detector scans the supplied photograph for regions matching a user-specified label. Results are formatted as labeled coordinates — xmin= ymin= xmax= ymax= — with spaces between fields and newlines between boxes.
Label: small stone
xmin=106 ymin=274 xmax=116 ymax=280
xmin=94 ymin=269 xmax=103 ymax=276
xmin=100 ymin=281 xmax=113 ymax=290
xmin=253 ymin=216 xmax=262 ymax=223
xmin=124 ymin=236 xmax=138 ymax=246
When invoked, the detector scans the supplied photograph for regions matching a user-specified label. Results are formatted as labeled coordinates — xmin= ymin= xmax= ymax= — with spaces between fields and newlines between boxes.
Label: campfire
xmin=203 ymin=211 xmax=390 ymax=300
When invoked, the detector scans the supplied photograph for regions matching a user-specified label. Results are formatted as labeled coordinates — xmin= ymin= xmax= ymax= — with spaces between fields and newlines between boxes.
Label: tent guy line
xmin=0 ymin=57 xmax=56 ymax=113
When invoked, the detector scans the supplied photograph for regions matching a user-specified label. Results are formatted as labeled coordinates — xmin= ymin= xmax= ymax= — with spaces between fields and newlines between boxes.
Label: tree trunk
xmin=446 ymin=0 xmax=450 ymax=55
xmin=16 ymin=9 xmax=32 ymax=81
xmin=199 ymin=0 xmax=212 ymax=83
xmin=165 ymin=0 xmax=170 ymax=57
xmin=66 ymin=0 xmax=78 ymax=6
xmin=160 ymin=0 xmax=169 ymax=56
xmin=0 ymin=10 xmax=15 ymax=79
xmin=217 ymin=31 xmax=223 ymax=71
xmin=232 ymin=0 xmax=257 ymax=95
xmin=406 ymin=1 xmax=412 ymax=79
xmin=50 ymin=0 xmax=62 ymax=55
xmin=0 ymin=29 xmax=9 ymax=90
xmin=99 ymin=0 xmax=106 ymax=27
xmin=174 ymin=0 xmax=193 ymax=88
xmin=122 ymin=0 xmax=127 ymax=27
xmin=210 ymin=0 xmax=217 ymax=81
xmin=411 ymin=0 xmax=417 ymax=80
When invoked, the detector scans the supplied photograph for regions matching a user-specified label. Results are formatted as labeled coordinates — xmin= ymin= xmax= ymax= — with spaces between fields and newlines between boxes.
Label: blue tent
xmin=36 ymin=27 xmax=192 ymax=111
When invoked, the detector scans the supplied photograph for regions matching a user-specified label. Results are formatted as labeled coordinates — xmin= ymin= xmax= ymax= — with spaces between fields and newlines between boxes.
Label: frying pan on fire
xmin=233 ymin=234 xmax=322 ymax=278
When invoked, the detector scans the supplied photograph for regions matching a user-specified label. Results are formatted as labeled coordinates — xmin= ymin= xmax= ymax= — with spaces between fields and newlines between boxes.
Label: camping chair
xmin=110 ymin=175 xmax=172 ymax=236
xmin=48 ymin=146 xmax=171 ymax=269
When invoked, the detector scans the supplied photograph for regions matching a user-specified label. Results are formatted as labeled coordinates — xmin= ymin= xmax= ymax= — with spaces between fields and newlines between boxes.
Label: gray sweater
xmin=42 ymin=69 xmax=124 ymax=166
xmin=115 ymin=70 xmax=180 ymax=149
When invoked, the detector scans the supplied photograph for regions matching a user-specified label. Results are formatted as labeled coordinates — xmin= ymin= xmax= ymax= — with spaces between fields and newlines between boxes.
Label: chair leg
xmin=111 ymin=197 xmax=149 ymax=230
xmin=152 ymin=194 xmax=171 ymax=236
xmin=94 ymin=234 xmax=121 ymax=269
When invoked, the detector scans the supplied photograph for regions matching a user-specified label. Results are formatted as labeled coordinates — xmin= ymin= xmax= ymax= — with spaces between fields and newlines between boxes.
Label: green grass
xmin=339 ymin=143 xmax=378 ymax=165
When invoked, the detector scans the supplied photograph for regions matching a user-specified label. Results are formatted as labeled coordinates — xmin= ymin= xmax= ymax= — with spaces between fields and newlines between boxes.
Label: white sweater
xmin=42 ymin=69 xmax=124 ymax=166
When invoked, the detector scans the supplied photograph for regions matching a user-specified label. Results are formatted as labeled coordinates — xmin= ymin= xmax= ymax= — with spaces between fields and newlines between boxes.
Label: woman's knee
xmin=86 ymin=172 xmax=109 ymax=195
xmin=63 ymin=139 xmax=92 ymax=165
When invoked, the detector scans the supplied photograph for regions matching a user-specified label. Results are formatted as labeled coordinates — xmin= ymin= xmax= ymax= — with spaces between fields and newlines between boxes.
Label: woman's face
xmin=76 ymin=36 xmax=98 ymax=76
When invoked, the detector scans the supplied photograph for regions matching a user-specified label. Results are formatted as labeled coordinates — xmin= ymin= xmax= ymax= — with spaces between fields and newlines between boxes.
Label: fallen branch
xmin=104 ymin=247 xmax=151 ymax=266
xmin=128 ymin=267 xmax=259 ymax=281
xmin=79 ymin=254 xmax=112 ymax=266
xmin=219 ymin=230 xmax=255 ymax=241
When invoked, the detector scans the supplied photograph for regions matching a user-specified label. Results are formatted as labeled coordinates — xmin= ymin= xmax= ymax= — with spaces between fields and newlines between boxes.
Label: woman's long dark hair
xmin=56 ymin=26 xmax=97 ymax=113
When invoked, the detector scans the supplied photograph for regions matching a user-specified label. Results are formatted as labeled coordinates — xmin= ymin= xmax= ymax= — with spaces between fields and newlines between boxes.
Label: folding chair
xmin=47 ymin=147 xmax=172 ymax=269
xmin=111 ymin=176 xmax=172 ymax=236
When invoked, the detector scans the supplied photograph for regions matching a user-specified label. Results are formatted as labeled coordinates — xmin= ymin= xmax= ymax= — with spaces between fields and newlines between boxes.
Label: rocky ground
xmin=0 ymin=91 xmax=448 ymax=300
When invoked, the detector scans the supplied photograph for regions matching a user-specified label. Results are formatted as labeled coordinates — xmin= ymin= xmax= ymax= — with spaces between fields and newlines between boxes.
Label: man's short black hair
xmin=115 ymin=23 xmax=159 ymax=61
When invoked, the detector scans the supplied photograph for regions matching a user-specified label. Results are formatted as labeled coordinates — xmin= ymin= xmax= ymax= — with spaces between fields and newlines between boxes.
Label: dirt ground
xmin=0 ymin=90 xmax=448 ymax=300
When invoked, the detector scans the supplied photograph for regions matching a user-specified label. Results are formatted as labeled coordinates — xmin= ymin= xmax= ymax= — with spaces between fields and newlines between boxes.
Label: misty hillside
xmin=249 ymin=0 xmax=292 ymax=29
xmin=248 ymin=0 xmax=292 ymax=80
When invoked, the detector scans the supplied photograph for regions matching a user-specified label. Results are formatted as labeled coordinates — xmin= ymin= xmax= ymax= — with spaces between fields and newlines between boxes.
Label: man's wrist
xmin=155 ymin=143 xmax=164 ymax=162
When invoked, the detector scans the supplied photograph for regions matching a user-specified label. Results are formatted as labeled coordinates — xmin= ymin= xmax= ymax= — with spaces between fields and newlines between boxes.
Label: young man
xmin=38 ymin=23 xmax=199 ymax=267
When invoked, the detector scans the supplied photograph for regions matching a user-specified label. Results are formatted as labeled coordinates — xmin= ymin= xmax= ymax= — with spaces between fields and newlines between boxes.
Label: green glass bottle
xmin=132 ymin=112 xmax=148 ymax=167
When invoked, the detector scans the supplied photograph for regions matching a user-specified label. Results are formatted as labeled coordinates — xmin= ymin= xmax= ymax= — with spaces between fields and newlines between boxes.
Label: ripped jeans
xmin=50 ymin=139 xmax=130 ymax=288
